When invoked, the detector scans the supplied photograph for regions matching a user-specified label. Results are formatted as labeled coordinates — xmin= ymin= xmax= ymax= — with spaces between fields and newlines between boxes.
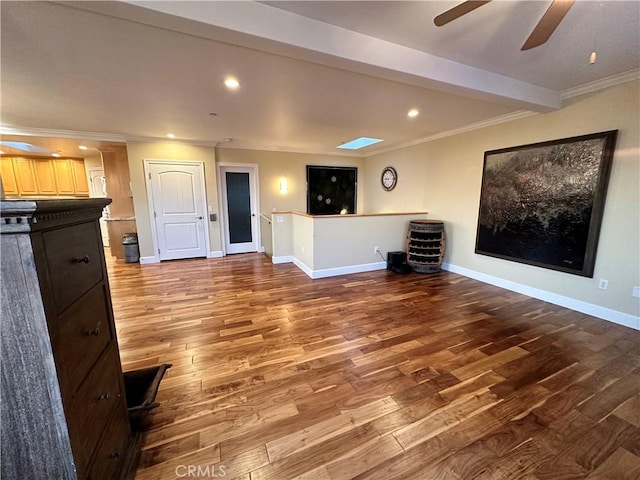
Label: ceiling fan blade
xmin=521 ymin=0 xmax=575 ymax=50
xmin=434 ymin=0 xmax=492 ymax=27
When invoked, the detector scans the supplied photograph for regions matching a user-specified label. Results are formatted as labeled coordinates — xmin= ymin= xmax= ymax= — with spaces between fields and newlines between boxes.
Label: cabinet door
xmin=53 ymin=159 xmax=75 ymax=195
xmin=33 ymin=160 xmax=58 ymax=195
xmin=13 ymin=158 xmax=39 ymax=195
xmin=71 ymin=159 xmax=89 ymax=196
xmin=1 ymin=157 xmax=19 ymax=196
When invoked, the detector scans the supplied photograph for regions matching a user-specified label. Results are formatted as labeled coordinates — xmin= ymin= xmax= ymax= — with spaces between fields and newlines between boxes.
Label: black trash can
xmin=122 ymin=232 xmax=140 ymax=263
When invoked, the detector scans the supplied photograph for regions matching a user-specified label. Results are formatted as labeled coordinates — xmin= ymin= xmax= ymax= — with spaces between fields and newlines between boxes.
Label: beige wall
xmin=313 ymin=214 xmax=428 ymax=271
xmin=362 ymin=146 xmax=429 ymax=214
xmin=365 ymin=80 xmax=640 ymax=321
xmin=126 ymin=141 xmax=221 ymax=258
xmin=292 ymin=214 xmax=314 ymax=269
xmin=272 ymin=213 xmax=293 ymax=259
xmin=215 ymin=148 xmax=366 ymax=215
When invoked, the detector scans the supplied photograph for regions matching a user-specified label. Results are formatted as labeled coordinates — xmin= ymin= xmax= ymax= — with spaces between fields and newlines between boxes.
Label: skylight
xmin=337 ymin=137 xmax=383 ymax=150
xmin=0 ymin=141 xmax=54 ymax=154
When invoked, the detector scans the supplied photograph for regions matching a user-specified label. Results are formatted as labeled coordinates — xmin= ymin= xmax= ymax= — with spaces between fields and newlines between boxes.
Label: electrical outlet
xmin=632 ymin=286 xmax=640 ymax=298
xmin=598 ymin=279 xmax=609 ymax=290
xmin=374 ymin=246 xmax=380 ymax=254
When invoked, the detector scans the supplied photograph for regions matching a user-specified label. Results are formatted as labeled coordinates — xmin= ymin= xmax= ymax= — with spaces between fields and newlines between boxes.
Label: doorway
xmin=87 ymin=167 xmax=109 ymax=247
xmin=145 ymin=160 xmax=209 ymax=261
xmin=218 ymin=163 xmax=260 ymax=255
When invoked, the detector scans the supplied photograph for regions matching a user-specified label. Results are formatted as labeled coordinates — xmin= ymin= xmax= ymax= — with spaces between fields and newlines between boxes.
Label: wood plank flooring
xmin=106 ymin=253 xmax=640 ymax=480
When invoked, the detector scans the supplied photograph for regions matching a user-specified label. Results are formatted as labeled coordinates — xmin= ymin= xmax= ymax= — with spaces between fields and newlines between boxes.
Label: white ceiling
xmin=1 ymin=1 xmax=638 ymax=158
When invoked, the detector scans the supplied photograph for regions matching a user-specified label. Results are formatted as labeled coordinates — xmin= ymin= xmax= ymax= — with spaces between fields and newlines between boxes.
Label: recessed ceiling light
xmin=224 ymin=77 xmax=240 ymax=90
xmin=51 ymin=153 xmax=61 ymax=157
xmin=408 ymin=109 xmax=419 ymax=118
xmin=337 ymin=137 xmax=384 ymax=150
xmin=78 ymin=145 xmax=88 ymax=150
xmin=166 ymin=133 xmax=176 ymax=139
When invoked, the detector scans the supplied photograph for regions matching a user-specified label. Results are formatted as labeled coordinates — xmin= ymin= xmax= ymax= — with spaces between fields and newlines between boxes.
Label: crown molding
xmin=364 ymin=69 xmax=640 ymax=158
xmin=0 ymin=126 xmax=128 ymax=143
xmin=365 ymin=110 xmax=538 ymax=157
xmin=215 ymin=143 xmax=362 ymax=158
xmin=560 ymin=68 xmax=640 ymax=100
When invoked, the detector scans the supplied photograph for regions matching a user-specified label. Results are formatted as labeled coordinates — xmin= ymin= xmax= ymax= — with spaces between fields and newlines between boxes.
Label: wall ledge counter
xmin=272 ymin=211 xmax=428 ymax=218
xmin=270 ymin=211 xmax=429 ymax=278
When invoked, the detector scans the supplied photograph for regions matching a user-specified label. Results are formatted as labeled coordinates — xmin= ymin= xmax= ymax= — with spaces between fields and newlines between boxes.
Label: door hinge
xmin=154 ymin=211 xmax=157 ymax=218
xmin=158 ymin=248 xmax=160 ymax=254
xmin=148 ymin=172 xmax=151 ymax=180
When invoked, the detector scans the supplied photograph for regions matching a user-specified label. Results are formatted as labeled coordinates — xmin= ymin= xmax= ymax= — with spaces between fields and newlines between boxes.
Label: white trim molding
xmin=442 ymin=263 xmax=640 ymax=331
xmin=139 ymin=255 xmax=160 ymax=265
xmin=560 ymin=68 xmax=640 ymax=100
xmin=291 ymin=257 xmax=387 ymax=279
xmin=207 ymin=250 xmax=224 ymax=259
xmin=272 ymin=255 xmax=294 ymax=264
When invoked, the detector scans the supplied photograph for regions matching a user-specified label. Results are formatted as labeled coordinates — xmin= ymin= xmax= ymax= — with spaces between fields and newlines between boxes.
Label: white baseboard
xmin=291 ymin=258 xmax=387 ymax=279
xmin=292 ymin=257 xmax=314 ymax=278
xmin=272 ymin=255 xmax=294 ymax=264
xmin=442 ymin=263 xmax=640 ymax=331
xmin=207 ymin=250 xmax=224 ymax=258
xmin=139 ymin=256 xmax=159 ymax=264
xmin=311 ymin=261 xmax=387 ymax=279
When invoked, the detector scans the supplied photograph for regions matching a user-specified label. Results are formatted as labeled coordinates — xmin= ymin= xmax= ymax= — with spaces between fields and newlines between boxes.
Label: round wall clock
xmin=381 ymin=166 xmax=397 ymax=191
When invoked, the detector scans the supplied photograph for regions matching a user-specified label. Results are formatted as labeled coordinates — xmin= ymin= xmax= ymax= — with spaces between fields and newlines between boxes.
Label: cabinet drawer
xmin=43 ymin=222 xmax=103 ymax=313
xmin=88 ymin=410 xmax=131 ymax=480
xmin=58 ymin=283 xmax=112 ymax=392
xmin=68 ymin=346 xmax=123 ymax=473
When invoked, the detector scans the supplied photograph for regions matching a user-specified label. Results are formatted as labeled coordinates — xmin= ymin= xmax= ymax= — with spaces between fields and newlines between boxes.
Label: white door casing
xmin=145 ymin=161 xmax=208 ymax=261
xmin=87 ymin=168 xmax=109 ymax=247
xmin=218 ymin=163 xmax=260 ymax=255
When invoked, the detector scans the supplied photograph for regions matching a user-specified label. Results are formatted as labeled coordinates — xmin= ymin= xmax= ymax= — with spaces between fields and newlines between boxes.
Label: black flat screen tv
xmin=306 ymin=166 xmax=357 ymax=215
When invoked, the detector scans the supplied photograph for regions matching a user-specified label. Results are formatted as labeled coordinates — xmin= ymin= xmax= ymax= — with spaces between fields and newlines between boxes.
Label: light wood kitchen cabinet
xmin=0 ymin=157 xmax=18 ymax=196
xmin=71 ymin=159 xmax=90 ymax=196
xmin=13 ymin=157 xmax=39 ymax=196
xmin=33 ymin=159 xmax=58 ymax=195
xmin=53 ymin=159 xmax=76 ymax=195
xmin=1 ymin=156 xmax=90 ymax=197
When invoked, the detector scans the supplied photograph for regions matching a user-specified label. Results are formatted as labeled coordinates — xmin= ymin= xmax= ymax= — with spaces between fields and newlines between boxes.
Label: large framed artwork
xmin=475 ymin=130 xmax=618 ymax=277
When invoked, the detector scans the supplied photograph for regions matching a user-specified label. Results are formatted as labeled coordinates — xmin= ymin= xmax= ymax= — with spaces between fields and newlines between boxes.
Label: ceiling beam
xmin=67 ymin=1 xmax=562 ymax=112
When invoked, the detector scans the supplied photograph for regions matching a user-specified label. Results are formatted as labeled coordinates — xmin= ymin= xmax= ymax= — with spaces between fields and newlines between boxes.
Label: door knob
xmin=197 ymin=216 xmax=203 ymax=220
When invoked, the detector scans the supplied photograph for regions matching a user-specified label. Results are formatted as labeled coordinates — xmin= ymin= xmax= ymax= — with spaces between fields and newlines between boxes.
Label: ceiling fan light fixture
xmin=408 ymin=109 xmax=419 ymax=118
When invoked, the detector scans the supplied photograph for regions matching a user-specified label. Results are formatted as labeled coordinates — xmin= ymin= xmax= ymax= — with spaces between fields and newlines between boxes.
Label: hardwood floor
xmin=106 ymin=253 xmax=640 ymax=480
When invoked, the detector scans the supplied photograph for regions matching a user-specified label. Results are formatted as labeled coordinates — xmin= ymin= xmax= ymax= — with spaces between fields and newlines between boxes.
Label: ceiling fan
xmin=434 ymin=0 xmax=575 ymax=51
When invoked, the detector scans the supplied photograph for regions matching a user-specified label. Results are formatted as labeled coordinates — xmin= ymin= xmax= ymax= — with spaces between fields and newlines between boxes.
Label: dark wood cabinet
xmin=1 ymin=199 xmax=139 ymax=479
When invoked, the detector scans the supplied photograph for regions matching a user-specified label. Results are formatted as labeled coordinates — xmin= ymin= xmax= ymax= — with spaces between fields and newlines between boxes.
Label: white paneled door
xmin=147 ymin=162 xmax=208 ymax=261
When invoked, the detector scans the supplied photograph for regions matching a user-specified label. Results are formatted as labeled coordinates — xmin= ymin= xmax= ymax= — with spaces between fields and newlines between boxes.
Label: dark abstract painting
xmin=475 ymin=130 xmax=617 ymax=277
xmin=307 ymin=166 xmax=357 ymax=215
